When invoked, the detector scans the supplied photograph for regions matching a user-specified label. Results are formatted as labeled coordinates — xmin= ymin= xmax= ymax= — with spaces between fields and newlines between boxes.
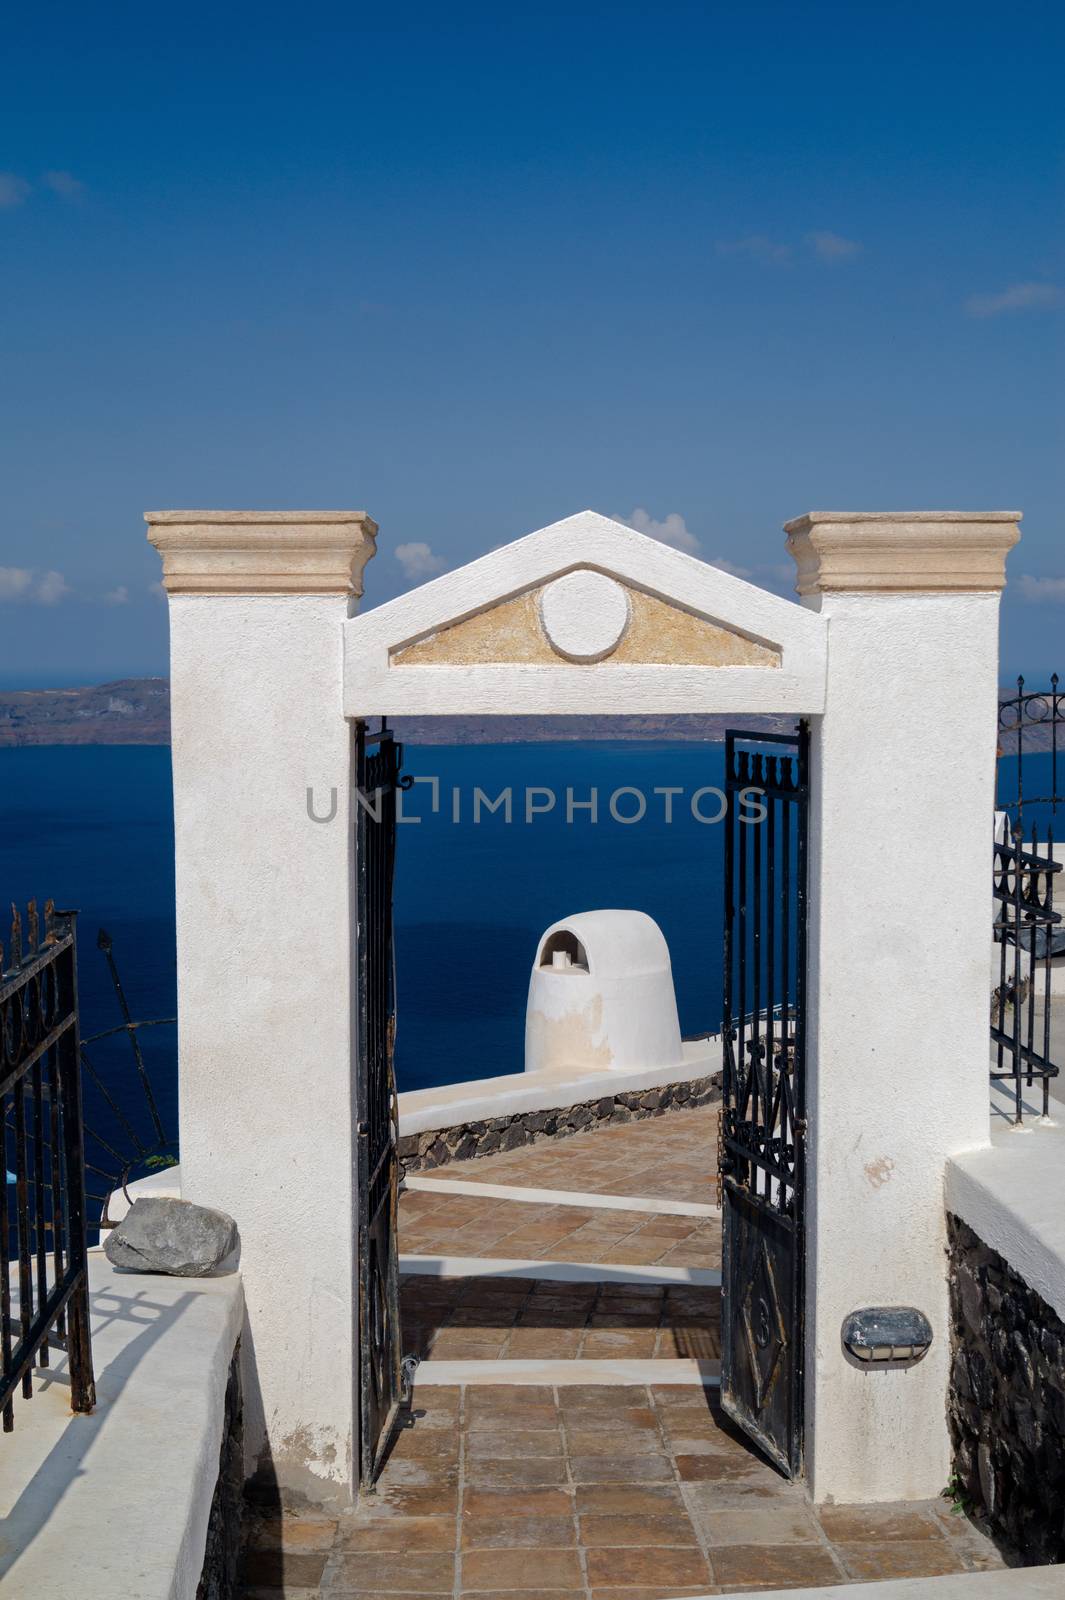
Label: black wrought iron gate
xmin=355 ymin=721 xmax=406 ymax=1489
xmin=719 ymin=724 xmax=810 ymax=1478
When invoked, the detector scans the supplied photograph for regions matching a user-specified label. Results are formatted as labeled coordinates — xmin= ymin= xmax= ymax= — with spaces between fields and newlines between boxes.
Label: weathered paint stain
xmin=864 ymin=1156 xmax=896 ymax=1190
xmin=525 ymin=993 xmax=613 ymax=1074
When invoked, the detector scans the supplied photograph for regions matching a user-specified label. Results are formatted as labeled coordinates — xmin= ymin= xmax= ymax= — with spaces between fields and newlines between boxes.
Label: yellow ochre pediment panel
xmin=390 ymin=574 xmax=781 ymax=669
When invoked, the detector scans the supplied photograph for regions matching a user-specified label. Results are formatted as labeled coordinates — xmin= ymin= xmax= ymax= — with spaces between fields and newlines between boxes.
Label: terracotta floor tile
xmin=580 ymin=1331 xmax=659 ymax=1359
xmin=817 ymin=1504 xmax=944 ymax=1543
xmin=584 ymin=1547 xmax=712 ymax=1587
xmin=337 ymin=1517 xmax=457 ymax=1552
xmin=389 ymin=1428 xmax=461 ymax=1462
xmin=836 ymin=1541 xmax=967 ymax=1580
xmin=588 ymin=1589 xmax=719 ymax=1599
xmin=463 ymin=1488 xmax=575 ymax=1520
xmin=458 ymin=1593 xmax=587 ymax=1600
xmin=564 ymin=1429 xmax=667 ymax=1456
xmin=249 ymin=1514 xmax=339 ymax=1552
xmin=558 ymin=1405 xmax=660 ymax=1434
xmin=507 ymin=1329 xmax=584 ymax=1358
xmin=594 ymin=1241 xmax=673 ymax=1266
xmin=242 ymin=1548 xmax=330 ymax=1587
xmin=575 ymin=1484 xmax=686 ymax=1517
xmin=588 ymin=1313 xmax=661 ymax=1329
xmin=430 ymin=1332 xmax=511 ymax=1358
xmin=675 ymin=1454 xmax=785 ymax=1486
xmin=559 ymin=1384 xmax=650 ymax=1408
xmin=709 ymin=1544 xmax=842 ymax=1588
xmin=466 ymin=1428 xmax=564 ymax=1459
xmin=696 ymin=1506 xmax=822 ymax=1546
xmin=580 ymin=1514 xmax=700 ymax=1547
xmin=324 ymin=1552 xmax=456 ymax=1592
xmin=368 ymin=1484 xmax=461 ymax=1518
xmin=569 ymin=1455 xmax=675 ymax=1484
xmin=466 ymin=1457 xmax=568 ymax=1489
xmin=460 ymin=1547 xmax=583 ymax=1590
xmin=461 ymin=1515 xmax=577 ymax=1549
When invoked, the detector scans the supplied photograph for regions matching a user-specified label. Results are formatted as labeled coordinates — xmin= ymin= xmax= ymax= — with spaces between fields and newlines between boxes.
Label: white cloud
xmin=965 ymin=282 xmax=1061 ymax=319
xmin=34 ymin=570 xmax=71 ymax=605
xmin=0 ymin=567 xmax=71 ymax=604
xmin=0 ymin=567 xmax=34 ymax=598
xmin=43 ymin=170 xmax=85 ymax=201
xmin=149 ymin=580 xmax=167 ymax=601
xmin=619 ymin=508 xmax=702 ymax=555
xmin=395 ymin=542 xmax=446 ymax=581
xmin=0 ymin=173 xmax=30 ymax=209
xmin=716 ymin=234 xmax=791 ymax=264
xmin=102 ymin=585 xmax=129 ymax=605
xmin=1017 ymin=574 xmax=1065 ymax=603
xmin=806 ymin=230 xmax=862 ymax=261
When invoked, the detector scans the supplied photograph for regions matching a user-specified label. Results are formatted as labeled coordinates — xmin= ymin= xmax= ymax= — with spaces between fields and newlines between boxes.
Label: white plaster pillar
xmin=786 ymin=512 xmax=1020 ymax=1503
xmin=146 ymin=510 xmax=377 ymax=1507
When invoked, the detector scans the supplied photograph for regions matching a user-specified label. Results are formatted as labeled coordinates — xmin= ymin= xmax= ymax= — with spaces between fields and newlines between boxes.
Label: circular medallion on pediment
xmin=539 ymin=570 xmax=631 ymax=662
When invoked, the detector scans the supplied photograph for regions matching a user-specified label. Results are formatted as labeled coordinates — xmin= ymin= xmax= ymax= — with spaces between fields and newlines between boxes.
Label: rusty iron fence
xmin=1 ymin=901 xmax=96 ymax=1430
xmin=993 ymin=677 xmax=1063 ymax=1122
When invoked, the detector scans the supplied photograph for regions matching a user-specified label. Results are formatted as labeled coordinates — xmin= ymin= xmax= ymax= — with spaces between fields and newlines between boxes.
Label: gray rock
xmin=104 ymin=1197 xmax=237 ymax=1277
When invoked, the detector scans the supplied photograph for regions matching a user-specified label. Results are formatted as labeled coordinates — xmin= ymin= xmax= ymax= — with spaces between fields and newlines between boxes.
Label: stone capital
xmin=146 ymin=510 xmax=378 ymax=595
xmin=783 ymin=511 xmax=1021 ymax=597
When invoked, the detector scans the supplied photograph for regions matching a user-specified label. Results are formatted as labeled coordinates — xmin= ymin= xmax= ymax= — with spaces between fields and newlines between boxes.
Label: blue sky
xmin=1 ymin=0 xmax=1062 ymax=686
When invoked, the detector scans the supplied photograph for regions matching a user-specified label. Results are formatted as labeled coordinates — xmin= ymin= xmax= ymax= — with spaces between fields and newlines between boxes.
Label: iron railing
xmin=1 ymin=901 xmax=96 ymax=1429
xmin=993 ymin=678 xmax=1064 ymax=1122
xmin=81 ymin=929 xmax=177 ymax=1233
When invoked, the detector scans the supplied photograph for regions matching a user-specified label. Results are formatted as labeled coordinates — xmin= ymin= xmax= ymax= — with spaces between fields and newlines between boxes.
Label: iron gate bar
xmin=355 ymin=719 xmax=410 ymax=1491
xmin=720 ymin=723 xmax=809 ymax=1479
xmin=993 ymin=677 xmax=1064 ymax=1123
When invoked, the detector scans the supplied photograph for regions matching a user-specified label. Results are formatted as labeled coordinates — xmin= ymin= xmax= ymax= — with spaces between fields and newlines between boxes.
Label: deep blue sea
xmin=0 ymin=743 xmax=730 ymax=1126
xmin=2 ymin=742 xmax=1052 ymax=1167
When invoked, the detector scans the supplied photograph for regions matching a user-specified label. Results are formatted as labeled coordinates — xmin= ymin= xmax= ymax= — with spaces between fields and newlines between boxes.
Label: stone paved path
xmin=240 ymin=1383 xmax=1003 ymax=1597
xmin=435 ymin=1109 xmax=717 ymax=1205
xmin=400 ymin=1276 xmax=721 ymax=1362
xmin=400 ymin=1191 xmax=720 ymax=1269
xmin=238 ymin=1107 xmax=1006 ymax=1596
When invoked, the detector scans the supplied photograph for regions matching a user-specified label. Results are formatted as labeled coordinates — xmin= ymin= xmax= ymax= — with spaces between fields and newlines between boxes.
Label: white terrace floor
xmin=240 ymin=1106 xmax=1006 ymax=1599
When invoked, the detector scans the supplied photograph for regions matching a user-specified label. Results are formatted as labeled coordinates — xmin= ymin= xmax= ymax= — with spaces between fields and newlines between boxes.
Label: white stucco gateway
xmin=148 ymin=505 xmax=1020 ymax=1509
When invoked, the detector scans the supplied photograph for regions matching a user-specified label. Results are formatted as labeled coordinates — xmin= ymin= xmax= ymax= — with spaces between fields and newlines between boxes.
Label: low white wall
xmin=0 ymin=1256 xmax=243 ymax=1599
xmin=398 ymin=1036 xmax=720 ymax=1138
xmin=946 ymin=1113 xmax=1065 ymax=1325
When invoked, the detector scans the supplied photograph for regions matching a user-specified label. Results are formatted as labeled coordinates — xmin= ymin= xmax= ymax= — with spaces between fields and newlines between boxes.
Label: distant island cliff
xmin=0 ymin=677 xmax=1040 ymax=748
xmin=0 ymin=680 xmax=172 ymax=746
xmin=0 ymin=678 xmax=798 ymax=746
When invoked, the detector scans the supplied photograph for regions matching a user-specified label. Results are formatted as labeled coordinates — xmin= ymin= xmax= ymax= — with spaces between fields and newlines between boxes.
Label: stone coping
xmin=784 ymin=511 xmax=1021 ymax=595
xmin=145 ymin=509 xmax=378 ymax=594
xmin=0 ymin=1254 xmax=243 ymax=1599
xmin=946 ymin=1113 xmax=1065 ymax=1325
xmin=397 ymin=1037 xmax=720 ymax=1139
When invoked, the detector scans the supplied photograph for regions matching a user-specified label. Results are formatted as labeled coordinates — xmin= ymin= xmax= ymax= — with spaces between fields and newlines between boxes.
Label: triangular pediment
xmin=343 ymin=511 xmax=827 ymax=718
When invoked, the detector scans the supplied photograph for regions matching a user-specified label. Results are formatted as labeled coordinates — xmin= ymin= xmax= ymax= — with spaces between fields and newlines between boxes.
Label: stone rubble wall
xmin=197 ymin=1341 xmax=244 ymax=1600
xmin=947 ymin=1212 xmax=1065 ymax=1566
xmin=398 ymin=1071 xmax=722 ymax=1175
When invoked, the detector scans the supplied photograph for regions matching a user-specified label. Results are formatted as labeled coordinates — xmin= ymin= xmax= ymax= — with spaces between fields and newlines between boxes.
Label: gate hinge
xmin=794 ymin=1116 xmax=808 ymax=1138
